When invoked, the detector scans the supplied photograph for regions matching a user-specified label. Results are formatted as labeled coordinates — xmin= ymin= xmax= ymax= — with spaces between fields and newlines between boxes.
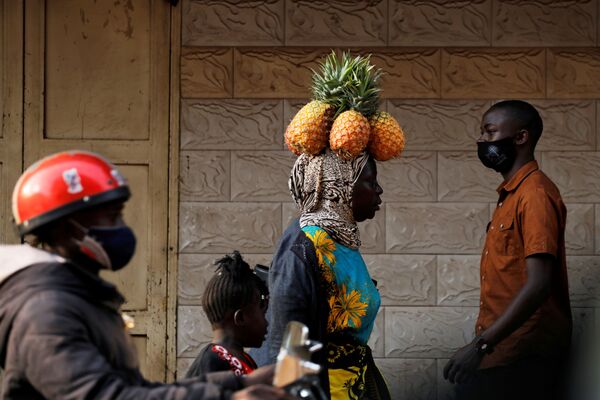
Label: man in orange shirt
xmin=443 ymin=100 xmax=572 ymax=400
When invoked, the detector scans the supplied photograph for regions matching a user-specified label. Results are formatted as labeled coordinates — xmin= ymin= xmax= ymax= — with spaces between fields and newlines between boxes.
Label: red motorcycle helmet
xmin=12 ymin=151 xmax=130 ymax=236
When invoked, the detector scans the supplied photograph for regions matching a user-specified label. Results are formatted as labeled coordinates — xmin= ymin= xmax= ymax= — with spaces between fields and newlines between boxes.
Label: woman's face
xmin=351 ymin=158 xmax=383 ymax=222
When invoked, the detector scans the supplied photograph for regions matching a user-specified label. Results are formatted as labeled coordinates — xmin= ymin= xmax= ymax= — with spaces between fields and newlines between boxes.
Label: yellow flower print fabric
xmin=302 ymin=226 xmax=380 ymax=344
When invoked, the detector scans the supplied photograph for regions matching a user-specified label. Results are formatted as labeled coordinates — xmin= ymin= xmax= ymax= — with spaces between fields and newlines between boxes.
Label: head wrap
xmin=289 ymin=149 xmax=370 ymax=249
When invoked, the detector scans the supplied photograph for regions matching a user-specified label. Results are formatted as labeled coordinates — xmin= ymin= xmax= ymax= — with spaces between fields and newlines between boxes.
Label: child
xmin=186 ymin=251 xmax=269 ymax=377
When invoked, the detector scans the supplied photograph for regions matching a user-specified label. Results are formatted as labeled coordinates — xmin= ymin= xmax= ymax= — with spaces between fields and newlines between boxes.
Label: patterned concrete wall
xmin=176 ymin=1 xmax=600 ymax=398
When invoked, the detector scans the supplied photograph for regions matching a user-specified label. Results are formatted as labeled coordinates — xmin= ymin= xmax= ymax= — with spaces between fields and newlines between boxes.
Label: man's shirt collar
xmin=496 ymin=160 xmax=539 ymax=194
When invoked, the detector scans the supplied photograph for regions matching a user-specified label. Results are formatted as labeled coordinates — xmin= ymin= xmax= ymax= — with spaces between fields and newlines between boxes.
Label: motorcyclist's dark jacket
xmin=0 ymin=245 xmax=242 ymax=399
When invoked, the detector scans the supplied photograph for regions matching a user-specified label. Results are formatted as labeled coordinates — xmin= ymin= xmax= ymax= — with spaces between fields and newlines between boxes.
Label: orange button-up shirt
xmin=477 ymin=161 xmax=572 ymax=369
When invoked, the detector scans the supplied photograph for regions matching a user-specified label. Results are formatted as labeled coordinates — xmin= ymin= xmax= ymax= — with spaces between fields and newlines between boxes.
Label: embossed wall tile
xmin=565 ymin=204 xmax=594 ymax=255
xmin=441 ymin=49 xmax=545 ymax=98
xmin=231 ymin=151 xmax=296 ymax=201
xmin=596 ymin=205 xmax=600 ymax=254
xmin=183 ymin=0 xmax=284 ymax=46
xmin=378 ymin=152 xmax=436 ymax=202
xmin=282 ymin=203 xmax=299 ymax=230
xmin=364 ymin=255 xmax=436 ymax=306
xmin=181 ymin=47 xmax=233 ymax=98
xmin=568 ymin=256 xmax=600 ymax=307
xmin=385 ymin=307 xmax=478 ymax=357
xmin=179 ymin=254 xmax=273 ymax=305
xmin=358 ymin=206 xmax=386 ymax=254
xmin=387 ymin=203 xmax=488 ymax=254
xmin=548 ymin=49 xmax=600 ymax=98
xmin=286 ymin=0 xmax=387 ymax=46
xmin=390 ymin=0 xmax=491 ymax=46
xmin=368 ymin=310 xmax=385 ymax=358
xmin=387 ymin=100 xmax=490 ymax=151
xmin=437 ymin=255 xmax=481 ymax=306
xmin=376 ymin=358 xmax=437 ymax=400
xmin=181 ymin=100 xmax=283 ymax=150
xmin=370 ymin=49 xmax=441 ymax=98
xmin=572 ymin=308 xmax=595 ymax=346
xmin=176 ymin=358 xmax=194 ymax=379
xmin=234 ymin=48 xmax=330 ymax=98
xmin=180 ymin=151 xmax=230 ymax=202
xmin=436 ymin=359 xmax=456 ymax=400
xmin=543 ymin=152 xmax=600 ymax=202
xmin=179 ymin=203 xmax=281 ymax=253
xmin=530 ymin=100 xmax=596 ymax=151
xmin=438 ymin=152 xmax=500 ymax=202
xmin=177 ymin=306 xmax=213 ymax=357
xmin=493 ymin=1 xmax=596 ymax=47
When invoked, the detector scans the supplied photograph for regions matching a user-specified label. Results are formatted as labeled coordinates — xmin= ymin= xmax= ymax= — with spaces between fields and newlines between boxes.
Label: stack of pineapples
xmin=285 ymin=51 xmax=405 ymax=161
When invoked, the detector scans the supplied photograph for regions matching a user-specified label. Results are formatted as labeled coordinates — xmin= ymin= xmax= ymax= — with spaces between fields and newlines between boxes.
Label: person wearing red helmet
xmin=0 ymin=151 xmax=290 ymax=400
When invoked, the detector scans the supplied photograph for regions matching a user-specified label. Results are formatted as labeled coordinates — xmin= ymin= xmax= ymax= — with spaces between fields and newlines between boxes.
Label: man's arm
xmin=443 ymin=254 xmax=554 ymax=384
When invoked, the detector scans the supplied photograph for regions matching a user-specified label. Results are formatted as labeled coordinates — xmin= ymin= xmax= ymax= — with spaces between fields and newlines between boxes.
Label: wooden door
xmin=24 ymin=0 xmax=173 ymax=381
xmin=0 ymin=0 xmax=23 ymax=245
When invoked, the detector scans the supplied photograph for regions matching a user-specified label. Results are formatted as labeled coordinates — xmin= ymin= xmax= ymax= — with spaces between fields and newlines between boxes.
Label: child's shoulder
xmin=185 ymin=343 xmax=231 ymax=378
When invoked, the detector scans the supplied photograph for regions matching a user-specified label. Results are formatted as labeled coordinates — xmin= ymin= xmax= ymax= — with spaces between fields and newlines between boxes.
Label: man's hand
xmin=242 ymin=364 xmax=276 ymax=387
xmin=443 ymin=341 xmax=483 ymax=384
xmin=232 ymin=384 xmax=293 ymax=400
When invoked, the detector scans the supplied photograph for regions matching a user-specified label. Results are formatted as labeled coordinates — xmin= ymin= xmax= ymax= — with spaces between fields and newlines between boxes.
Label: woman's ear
xmin=233 ymin=309 xmax=245 ymax=326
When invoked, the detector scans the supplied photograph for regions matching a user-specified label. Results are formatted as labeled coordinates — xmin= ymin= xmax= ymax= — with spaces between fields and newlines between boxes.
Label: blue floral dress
xmin=302 ymin=225 xmax=381 ymax=399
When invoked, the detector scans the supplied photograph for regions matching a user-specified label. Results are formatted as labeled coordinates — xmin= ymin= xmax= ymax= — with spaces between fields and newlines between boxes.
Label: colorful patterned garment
xmin=302 ymin=225 xmax=381 ymax=400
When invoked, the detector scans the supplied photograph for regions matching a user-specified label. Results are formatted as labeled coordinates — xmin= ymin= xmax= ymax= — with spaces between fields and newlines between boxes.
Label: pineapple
xmin=285 ymin=100 xmax=334 ymax=155
xmin=368 ymin=111 xmax=406 ymax=161
xmin=329 ymin=110 xmax=371 ymax=160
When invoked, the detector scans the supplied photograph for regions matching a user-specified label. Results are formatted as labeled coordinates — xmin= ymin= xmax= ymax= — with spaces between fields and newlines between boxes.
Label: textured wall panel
xmin=181 ymin=100 xmax=283 ymax=150
xmin=286 ymin=0 xmax=387 ymax=46
xmin=358 ymin=208 xmax=387 ymax=254
xmin=532 ymin=100 xmax=596 ymax=151
xmin=437 ymin=255 xmax=481 ymax=306
xmin=548 ymin=49 xmax=600 ymax=98
xmin=183 ymin=0 xmax=284 ymax=46
xmin=387 ymin=100 xmax=490 ymax=151
xmin=364 ymin=254 xmax=436 ymax=306
xmin=178 ymin=253 xmax=273 ymax=305
xmin=568 ymin=256 xmax=600 ymax=307
xmin=493 ymin=0 xmax=596 ymax=47
xmin=231 ymin=151 xmax=296 ymax=201
xmin=385 ymin=307 xmax=478 ymax=357
xmin=441 ymin=49 xmax=545 ymax=98
xmin=437 ymin=152 xmax=500 ymax=202
xmin=179 ymin=203 xmax=282 ymax=253
xmin=376 ymin=358 xmax=437 ymax=400
xmin=181 ymin=48 xmax=233 ymax=98
xmin=387 ymin=203 xmax=488 ymax=254
xmin=177 ymin=306 xmax=213 ymax=357
xmin=390 ymin=0 xmax=491 ymax=47
xmin=566 ymin=204 xmax=595 ymax=255
xmin=368 ymin=310 xmax=385 ymax=358
xmin=176 ymin=358 xmax=194 ymax=379
xmin=180 ymin=151 xmax=230 ymax=202
xmin=378 ymin=152 xmax=436 ymax=202
xmin=543 ymin=152 xmax=600 ymax=202
xmin=282 ymin=203 xmax=299 ymax=231
xmin=234 ymin=48 xmax=329 ymax=98
xmin=371 ymin=49 xmax=441 ymax=98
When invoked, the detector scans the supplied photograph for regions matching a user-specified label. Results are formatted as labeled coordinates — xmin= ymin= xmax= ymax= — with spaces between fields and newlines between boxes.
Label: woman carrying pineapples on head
xmin=251 ymin=52 xmax=405 ymax=400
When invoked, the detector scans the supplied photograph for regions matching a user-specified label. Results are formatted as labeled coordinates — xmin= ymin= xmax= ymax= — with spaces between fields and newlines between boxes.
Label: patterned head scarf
xmin=289 ymin=149 xmax=370 ymax=249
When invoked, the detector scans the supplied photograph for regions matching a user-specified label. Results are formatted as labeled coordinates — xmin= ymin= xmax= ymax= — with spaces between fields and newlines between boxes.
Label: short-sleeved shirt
xmin=186 ymin=343 xmax=257 ymax=378
xmin=477 ymin=161 xmax=572 ymax=369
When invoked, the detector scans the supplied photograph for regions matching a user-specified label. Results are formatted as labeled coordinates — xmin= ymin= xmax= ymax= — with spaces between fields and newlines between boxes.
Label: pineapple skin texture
xmin=368 ymin=111 xmax=406 ymax=161
xmin=329 ymin=110 xmax=371 ymax=160
xmin=285 ymin=100 xmax=334 ymax=155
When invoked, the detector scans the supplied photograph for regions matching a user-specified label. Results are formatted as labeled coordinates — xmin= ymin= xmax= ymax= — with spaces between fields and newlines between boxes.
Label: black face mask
xmin=477 ymin=137 xmax=516 ymax=173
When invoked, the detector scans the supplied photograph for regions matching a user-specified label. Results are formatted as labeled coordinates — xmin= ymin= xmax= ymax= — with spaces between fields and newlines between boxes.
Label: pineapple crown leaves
xmin=311 ymin=51 xmax=382 ymax=118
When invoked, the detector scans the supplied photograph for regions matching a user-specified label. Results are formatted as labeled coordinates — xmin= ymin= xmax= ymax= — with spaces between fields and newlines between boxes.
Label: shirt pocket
xmin=493 ymin=216 xmax=516 ymax=256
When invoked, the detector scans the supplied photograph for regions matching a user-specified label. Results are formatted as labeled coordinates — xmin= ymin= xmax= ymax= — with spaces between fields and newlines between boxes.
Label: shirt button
xmin=482 ymin=275 xmax=485 ymax=281
xmin=485 ymin=250 xmax=489 ymax=255
xmin=500 ymin=223 xmax=504 ymax=229
xmin=480 ymin=301 xmax=483 ymax=305
xmin=478 ymin=325 xmax=483 ymax=331
xmin=490 ymin=226 xmax=494 ymax=230
xmin=499 ymin=202 xmax=503 ymax=207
